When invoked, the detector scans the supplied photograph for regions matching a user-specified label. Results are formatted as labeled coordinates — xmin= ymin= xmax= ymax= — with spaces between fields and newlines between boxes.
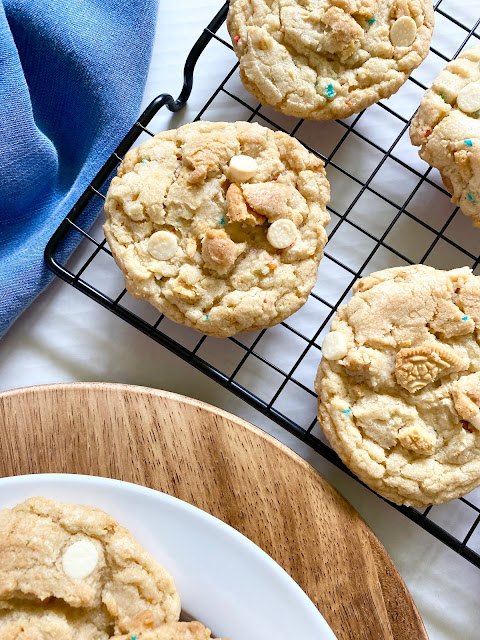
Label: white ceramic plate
xmin=0 ymin=474 xmax=336 ymax=640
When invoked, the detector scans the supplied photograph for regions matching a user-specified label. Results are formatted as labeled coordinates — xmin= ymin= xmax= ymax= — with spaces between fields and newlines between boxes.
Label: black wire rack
xmin=45 ymin=1 xmax=480 ymax=569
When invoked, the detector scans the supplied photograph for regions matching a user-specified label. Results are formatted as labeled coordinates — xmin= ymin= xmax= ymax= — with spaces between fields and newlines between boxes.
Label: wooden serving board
xmin=0 ymin=383 xmax=427 ymax=640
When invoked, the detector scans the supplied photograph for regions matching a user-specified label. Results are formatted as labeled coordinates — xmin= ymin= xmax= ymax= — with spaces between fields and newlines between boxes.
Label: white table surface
xmin=1 ymin=2 xmax=479 ymax=638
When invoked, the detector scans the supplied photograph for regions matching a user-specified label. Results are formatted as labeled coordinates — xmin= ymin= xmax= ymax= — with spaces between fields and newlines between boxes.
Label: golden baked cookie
xmin=227 ymin=0 xmax=434 ymax=120
xmin=0 ymin=612 xmax=219 ymax=640
xmin=116 ymin=621 xmax=220 ymax=639
xmin=410 ymin=45 xmax=480 ymax=227
xmin=315 ymin=265 xmax=480 ymax=506
xmin=104 ymin=121 xmax=330 ymax=337
xmin=0 ymin=603 xmax=107 ymax=640
xmin=0 ymin=498 xmax=180 ymax=637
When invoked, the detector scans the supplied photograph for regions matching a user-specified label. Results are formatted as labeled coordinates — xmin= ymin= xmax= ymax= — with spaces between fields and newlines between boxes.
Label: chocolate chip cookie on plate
xmin=0 ymin=497 xmax=180 ymax=638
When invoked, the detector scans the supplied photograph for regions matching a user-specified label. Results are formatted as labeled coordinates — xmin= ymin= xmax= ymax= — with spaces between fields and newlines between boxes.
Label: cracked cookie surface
xmin=104 ymin=121 xmax=330 ymax=337
xmin=227 ymin=0 xmax=434 ymax=120
xmin=315 ymin=265 xmax=480 ymax=506
xmin=0 ymin=498 xmax=180 ymax=638
xmin=410 ymin=45 xmax=480 ymax=227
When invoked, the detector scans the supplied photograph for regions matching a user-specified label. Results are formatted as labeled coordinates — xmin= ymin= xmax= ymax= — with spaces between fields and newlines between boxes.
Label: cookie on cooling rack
xmin=104 ymin=121 xmax=330 ymax=337
xmin=410 ymin=45 xmax=480 ymax=227
xmin=0 ymin=497 xmax=180 ymax=637
xmin=315 ymin=265 xmax=480 ymax=507
xmin=227 ymin=0 xmax=434 ymax=120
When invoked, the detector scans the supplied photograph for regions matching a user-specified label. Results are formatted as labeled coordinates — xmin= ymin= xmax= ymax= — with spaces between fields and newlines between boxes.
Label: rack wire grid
xmin=46 ymin=1 xmax=480 ymax=568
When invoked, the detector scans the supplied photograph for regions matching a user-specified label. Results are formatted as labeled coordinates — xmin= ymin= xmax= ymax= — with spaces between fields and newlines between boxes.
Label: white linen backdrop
xmin=1 ymin=2 xmax=479 ymax=637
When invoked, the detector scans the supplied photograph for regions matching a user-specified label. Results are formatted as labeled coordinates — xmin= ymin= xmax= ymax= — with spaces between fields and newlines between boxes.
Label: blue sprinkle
xmin=141 ymin=159 xmax=148 ymax=164
xmin=367 ymin=17 xmax=376 ymax=25
xmin=324 ymin=83 xmax=336 ymax=101
xmin=131 ymin=636 xmax=138 ymax=640
xmin=203 ymin=314 xmax=209 ymax=321
xmin=467 ymin=193 xmax=477 ymax=203
xmin=465 ymin=139 xmax=473 ymax=147
xmin=343 ymin=408 xmax=352 ymax=415
xmin=462 ymin=315 xmax=469 ymax=321
xmin=220 ymin=216 xmax=225 ymax=226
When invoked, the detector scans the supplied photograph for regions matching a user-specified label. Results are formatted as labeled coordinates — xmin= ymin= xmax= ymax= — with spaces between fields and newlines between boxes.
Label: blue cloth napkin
xmin=0 ymin=0 xmax=158 ymax=336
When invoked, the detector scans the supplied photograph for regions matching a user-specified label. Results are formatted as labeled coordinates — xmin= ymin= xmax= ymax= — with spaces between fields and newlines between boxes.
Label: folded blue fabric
xmin=0 ymin=0 xmax=158 ymax=336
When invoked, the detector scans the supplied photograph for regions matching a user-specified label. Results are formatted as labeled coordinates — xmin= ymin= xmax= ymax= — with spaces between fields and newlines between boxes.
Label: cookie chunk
xmin=410 ymin=46 xmax=480 ymax=227
xmin=315 ymin=265 xmax=480 ymax=506
xmin=104 ymin=121 xmax=330 ymax=337
xmin=0 ymin=613 xmax=219 ymax=640
xmin=116 ymin=621 xmax=219 ymax=639
xmin=0 ymin=498 xmax=180 ymax=636
xmin=228 ymin=0 xmax=434 ymax=120
xmin=0 ymin=604 xmax=107 ymax=640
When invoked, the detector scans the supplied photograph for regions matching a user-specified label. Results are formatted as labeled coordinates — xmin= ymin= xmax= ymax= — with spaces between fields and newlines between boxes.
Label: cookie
xmin=0 ymin=614 xmax=219 ymax=640
xmin=0 ymin=604 xmax=106 ymax=640
xmin=0 ymin=498 xmax=180 ymax=636
xmin=315 ymin=265 xmax=480 ymax=506
xmin=116 ymin=621 xmax=220 ymax=639
xmin=227 ymin=0 xmax=434 ymax=120
xmin=410 ymin=45 xmax=480 ymax=227
xmin=104 ymin=121 xmax=330 ymax=337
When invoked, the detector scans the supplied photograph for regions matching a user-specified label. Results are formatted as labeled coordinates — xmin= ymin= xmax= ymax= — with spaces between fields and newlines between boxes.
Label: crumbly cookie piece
xmin=315 ymin=265 xmax=480 ymax=506
xmin=0 ymin=616 xmax=83 ymax=640
xmin=104 ymin=121 xmax=330 ymax=337
xmin=410 ymin=46 xmax=480 ymax=226
xmin=116 ymin=621 xmax=220 ymax=639
xmin=0 ymin=614 xmax=220 ymax=640
xmin=228 ymin=0 xmax=434 ymax=120
xmin=0 ymin=604 xmax=107 ymax=640
xmin=0 ymin=498 xmax=180 ymax=636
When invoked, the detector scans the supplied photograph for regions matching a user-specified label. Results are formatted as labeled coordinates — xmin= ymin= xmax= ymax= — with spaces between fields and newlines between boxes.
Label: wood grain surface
xmin=0 ymin=383 xmax=427 ymax=640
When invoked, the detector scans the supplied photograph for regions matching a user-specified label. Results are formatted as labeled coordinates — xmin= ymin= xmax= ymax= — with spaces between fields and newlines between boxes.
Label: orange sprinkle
xmin=263 ymin=298 xmax=268 ymax=303
xmin=425 ymin=129 xmax=432 ymax=137
xmin=268 ymin=262 xmax=277 ymax=270
xmin=234 ymin=35 xmax=240 ymax=43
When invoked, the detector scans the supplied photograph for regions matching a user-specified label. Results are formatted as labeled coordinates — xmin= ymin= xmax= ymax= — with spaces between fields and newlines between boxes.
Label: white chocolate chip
xmin=390 ymin=16 xmax=417 ymax=47
xmin=148 ymin=231 xmax=178 ymax=260
xmin=266 ymin=219 xmax=298 ymax=249
xmin=322 ymin=331 xmax=348 ymax=361
xmin=457 ymin=82 xmax=480 ymax=114
xmin=228 ymin=155 xmax=258 ymax=183
xmin=62 ymin=540 xmax=99 ymax=580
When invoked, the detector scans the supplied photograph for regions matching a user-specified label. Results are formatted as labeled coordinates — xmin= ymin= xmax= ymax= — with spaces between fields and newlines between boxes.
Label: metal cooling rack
xmin=45 ymin=1 xmax=480 ymax=568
